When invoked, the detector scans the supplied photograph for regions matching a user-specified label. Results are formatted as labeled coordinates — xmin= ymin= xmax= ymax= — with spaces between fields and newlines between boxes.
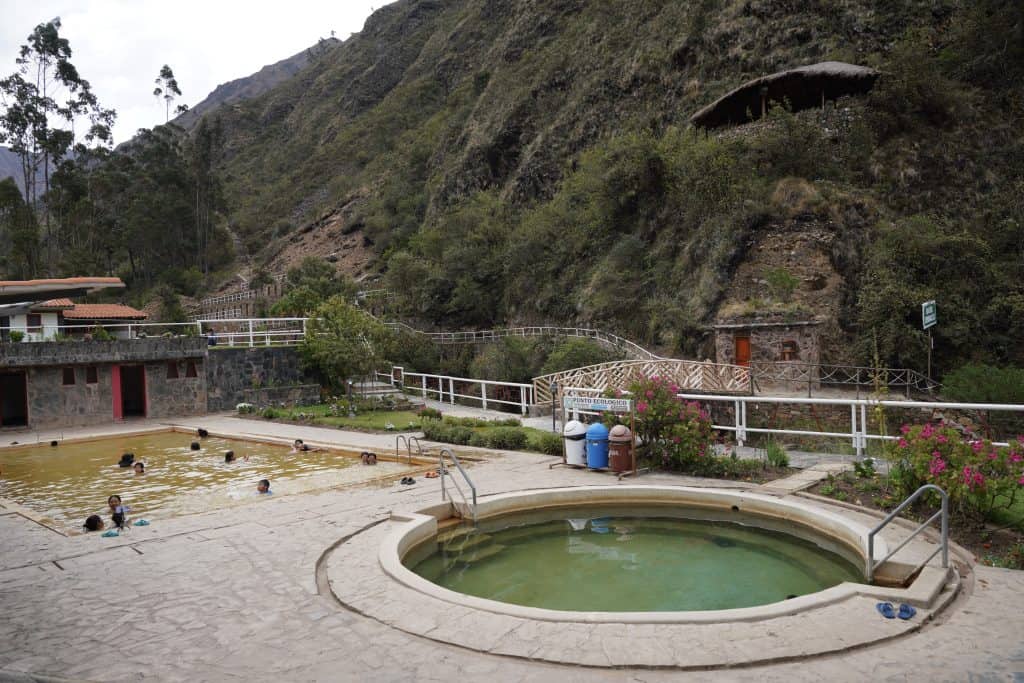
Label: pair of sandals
xmin=400 ymin=476 xmax=416 ymax=485
xmin=876 ymin=602 xmax=916 ymax=620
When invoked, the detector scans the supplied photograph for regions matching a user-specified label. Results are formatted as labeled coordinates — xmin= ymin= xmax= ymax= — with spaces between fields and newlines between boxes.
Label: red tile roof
xmin=0 ymin=277 xmax=123 ymax=287
xmin=62 ymin=304 xmax=147 ymax=320
xmin=33 ymin=298 xmax=75 ymax=310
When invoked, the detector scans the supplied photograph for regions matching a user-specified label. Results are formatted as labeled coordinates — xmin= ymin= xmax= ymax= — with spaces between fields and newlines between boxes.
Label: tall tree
xmin=0 ymin=18 xmax=113 ymax=271
xmin=153 ymin=65 xmax=187 ymax=122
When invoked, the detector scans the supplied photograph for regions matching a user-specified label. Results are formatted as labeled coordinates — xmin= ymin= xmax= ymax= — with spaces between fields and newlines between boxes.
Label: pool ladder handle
xmin=866 ymin=484 xmax=949 ymax=584
xmin=395 ymin=435 xmax=424 ymax=465
xmin=439 ymin=447 xmax=477 ymax=522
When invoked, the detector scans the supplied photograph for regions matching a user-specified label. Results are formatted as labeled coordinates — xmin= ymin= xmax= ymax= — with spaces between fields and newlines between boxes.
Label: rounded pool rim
xmin=379 ymin=485 xmax=891 ymax=624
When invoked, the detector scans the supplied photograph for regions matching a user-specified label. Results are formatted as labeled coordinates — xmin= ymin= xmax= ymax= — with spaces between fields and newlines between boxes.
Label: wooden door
xmin=735 ymin=336 xmax=751 ymax=367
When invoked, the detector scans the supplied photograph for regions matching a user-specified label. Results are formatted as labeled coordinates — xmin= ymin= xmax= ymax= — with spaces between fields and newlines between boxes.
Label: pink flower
xmin=921 ymin=423 xmax=935 ymax=438
xmin=936 ymin=435 xmax=948 ymax=444
xmin=1011 ymin=453 xmax=1022 ymax=463
xmin=672 ymin=436 xmax=681 ymax=444
xmin=645 ymin=390 xmax=654 ymax=399
xmin=637 ymin=401 xmax=648 ymax=414
xmin=988 ymin=451 xmax=998 ymax=460
xmin=971 ymin=440 xmax=984 ymax=453
xmin=900 ymin=424 xmax=911 ymax=435
xmin=929 ymin=457 xmax=947 ymax=476
xmin=898 ymin=438 xmax=909 ymax=449
xmin=932 ymin=450 xmax=942 ymax=458
xmin=669 ymin=384 xmax=679 ymax=394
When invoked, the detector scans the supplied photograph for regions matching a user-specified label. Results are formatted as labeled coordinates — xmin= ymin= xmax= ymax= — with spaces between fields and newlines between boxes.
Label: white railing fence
xmin=378 ymin=366 xmax=535 ymax=415
xmin=560 ymin=386 xmax=1024 ymax=456
xmin=49 ymin=318 xmax=308 ymax=348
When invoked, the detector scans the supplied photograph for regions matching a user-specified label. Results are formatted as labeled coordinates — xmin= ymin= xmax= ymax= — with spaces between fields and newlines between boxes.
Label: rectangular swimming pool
xmin=0 ymin=429 xmax=415 ymax=533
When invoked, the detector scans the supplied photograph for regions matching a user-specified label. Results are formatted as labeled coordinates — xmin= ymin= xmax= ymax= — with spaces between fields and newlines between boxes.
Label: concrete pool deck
xmin=0 ymin=415 xmax=1022 ymax=681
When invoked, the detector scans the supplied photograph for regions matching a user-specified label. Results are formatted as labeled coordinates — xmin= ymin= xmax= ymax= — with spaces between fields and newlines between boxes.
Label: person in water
xmin=225 ymin=451 xmax=235 ymax=463
xmin=133 ymin=462 xmax=145 ymax=475
xmin=257 ymin=479 xmax=272 ymax=495
xmin=360 ymin=451 xmax=377 ymax=465
xmin=291 ymin=439 xmax=317 ymax=453
xmin=83 ymin=514 xmax=104 ymax=532
xmin=108 ymin=495 xmax=130 ymax=529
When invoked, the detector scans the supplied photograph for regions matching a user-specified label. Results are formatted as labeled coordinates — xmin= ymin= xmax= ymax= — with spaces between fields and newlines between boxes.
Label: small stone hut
xmin=713 ymin=317 xmax=821 ymax=373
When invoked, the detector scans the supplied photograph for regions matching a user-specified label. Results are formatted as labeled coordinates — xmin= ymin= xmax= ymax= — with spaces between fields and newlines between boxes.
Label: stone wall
xmin=22 ymin=359 xmax=206 ymax=430
xmin=205 ymin=346 xmax=314 ymax=412
xmin=146 ymin=359 xmax=207 ymax=420
xmin=0 ymin=337 xmax=206 ymax=368
xmin=241 ymin=384 xmax=321 ymax=408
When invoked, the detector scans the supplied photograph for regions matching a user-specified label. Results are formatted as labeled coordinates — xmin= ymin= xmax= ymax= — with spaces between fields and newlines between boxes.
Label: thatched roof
xmin=690 ymin=61 xmax=879 ymax=129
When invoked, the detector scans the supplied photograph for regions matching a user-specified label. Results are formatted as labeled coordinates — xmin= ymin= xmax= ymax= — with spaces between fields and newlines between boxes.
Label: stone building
xmin=713 ymin=317 xmax=821 ymax=372
xmin=0 ymin=338 xmax=207 ymax=429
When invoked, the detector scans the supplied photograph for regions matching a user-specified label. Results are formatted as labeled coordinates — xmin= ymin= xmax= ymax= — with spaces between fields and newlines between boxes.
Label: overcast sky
xmin=1 ymin=0 xmax=390 ymax=144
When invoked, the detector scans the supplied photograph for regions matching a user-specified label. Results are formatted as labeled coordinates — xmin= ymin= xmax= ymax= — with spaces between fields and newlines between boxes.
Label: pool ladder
xmin=440 ymin=448 xmax=477 ymax=522
xmin=395 ymin=435 xmax=423 ymax=465
xmin=867 ymin=484 xmax=948 ymax=583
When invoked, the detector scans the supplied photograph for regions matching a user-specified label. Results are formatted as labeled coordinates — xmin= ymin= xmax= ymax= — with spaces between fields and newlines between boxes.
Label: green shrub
xmin=8 ymin=330 xmax=25 ymax=343
xmin=527 ymin=431 xmax=563 ymax=456
xmin=942 ymin=364 xmax=1024 ymax=404
xmin=890 ymin=422 xmax=1024 ymax=523
xmin=91 ymin=325 xmax=114 ymax=341
xmin=631 ymin=376 xmax=714 ymax=471
xmin=765 ymin=441 xmax=790 ymax=468
xmin=484 ymin=427 xmax=527 ymax=450
xmin=417 ymin=406 xmax=443 ymax=421
xmin=261 ymin=407 xmax=280 ymax=419
xmin=468 ymin=432 xmax=489 ymax=448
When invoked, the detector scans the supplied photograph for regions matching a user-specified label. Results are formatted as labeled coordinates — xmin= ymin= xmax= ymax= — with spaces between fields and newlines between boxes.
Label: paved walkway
xmin=0 ymin=416 xmax=1022 ymax=681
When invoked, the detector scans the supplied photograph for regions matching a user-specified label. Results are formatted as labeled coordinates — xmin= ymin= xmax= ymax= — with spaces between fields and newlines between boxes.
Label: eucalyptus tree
xmin=153 ymin=65 xmax=188 ymax=122
xmin=0 ymin=17 xmax=114 ymax=270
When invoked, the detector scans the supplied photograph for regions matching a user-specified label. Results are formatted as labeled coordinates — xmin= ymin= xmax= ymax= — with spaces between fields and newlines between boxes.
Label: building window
xmin=62 ymin=367 xmax=76 ymax=385
xmin=86 ymin=366 xmax=98 ymax=384
xmin=185 ymin=360 xmax=198 ymax=378
xmin=27 ymin=314 xmax=42 ymax=333
xmin=780 ymin=340 xmax=800 ymax=362
xmin=167 ymin=361 xmax=179 ymax=379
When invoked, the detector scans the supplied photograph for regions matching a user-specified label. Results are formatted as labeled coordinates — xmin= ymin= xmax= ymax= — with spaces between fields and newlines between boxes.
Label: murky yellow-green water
xmin=0 ymin=431 xmax=410 ymax=532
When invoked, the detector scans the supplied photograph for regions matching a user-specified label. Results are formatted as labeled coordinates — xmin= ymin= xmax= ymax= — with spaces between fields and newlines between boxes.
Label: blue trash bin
xmin=585 ymin=423 xmax=610 ymax=469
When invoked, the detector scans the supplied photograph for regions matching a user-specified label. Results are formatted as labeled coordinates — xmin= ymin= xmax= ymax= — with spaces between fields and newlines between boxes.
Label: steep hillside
xmin=172 ymin=38 xmax=340 ymax=130
xmin=130 ymin=1 xmax=1024 ymax=371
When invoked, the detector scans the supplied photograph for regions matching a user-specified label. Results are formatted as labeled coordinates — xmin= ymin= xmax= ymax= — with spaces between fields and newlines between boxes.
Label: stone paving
xmin=0 ymin=415 xmax=1022 ymax=681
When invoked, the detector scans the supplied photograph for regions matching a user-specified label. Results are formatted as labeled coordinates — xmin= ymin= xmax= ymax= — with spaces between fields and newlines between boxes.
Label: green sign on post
xmin=922 ymin=300 xmax=937 ymax=330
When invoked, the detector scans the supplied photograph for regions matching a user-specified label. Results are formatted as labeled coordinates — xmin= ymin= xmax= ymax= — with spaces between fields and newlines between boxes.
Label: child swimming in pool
xmin=107 ymin=495 xmax=131 ymax=529
xmin=257 ymin=479 xmax=272 ymax=495
xmin=133 ymin=462 xmax=145 ymax=475
xmin=83 ymin=514 xmax=104 ymax=532
xmin=291 ymin=439 xmax=318 ymax=453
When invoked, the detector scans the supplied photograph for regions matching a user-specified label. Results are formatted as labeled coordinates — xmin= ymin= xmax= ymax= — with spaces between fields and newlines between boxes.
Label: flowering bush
xmin=891 ymin=423 xmax=1024 ymax=522
xmin=623 ymin=376 xmax=714 ymax=471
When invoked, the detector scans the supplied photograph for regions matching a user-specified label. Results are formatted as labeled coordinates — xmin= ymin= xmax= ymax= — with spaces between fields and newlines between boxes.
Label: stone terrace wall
xmin=206 ymin=347 xmax=315 ymax=412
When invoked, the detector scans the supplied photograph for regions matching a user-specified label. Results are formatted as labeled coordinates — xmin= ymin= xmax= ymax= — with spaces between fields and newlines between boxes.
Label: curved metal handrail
xmin=867 ymin=484 xmax=948 ymax=582
xmin=439 ymin=448 xmax=477 ymax=521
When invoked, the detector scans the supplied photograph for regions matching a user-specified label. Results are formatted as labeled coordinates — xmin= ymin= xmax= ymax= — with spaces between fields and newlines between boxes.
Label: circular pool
xmin=381 ymin=485 xmax=882 ymax=622
xmin=404 ymin=505 xmax=863 ymax=612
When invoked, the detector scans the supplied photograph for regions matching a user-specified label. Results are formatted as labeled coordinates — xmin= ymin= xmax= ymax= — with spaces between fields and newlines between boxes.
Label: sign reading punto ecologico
xmin=563 ymin=396 xmax=633 ymax=413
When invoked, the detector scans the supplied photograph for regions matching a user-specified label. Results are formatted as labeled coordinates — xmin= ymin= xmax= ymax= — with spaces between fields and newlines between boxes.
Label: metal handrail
xmin=439 ymin=448 xmax=477 ymax=521
xmin=395 ymin=434 xmax=423 ymax=465
xmin=867 ymin=484 xmax=948 ymax=583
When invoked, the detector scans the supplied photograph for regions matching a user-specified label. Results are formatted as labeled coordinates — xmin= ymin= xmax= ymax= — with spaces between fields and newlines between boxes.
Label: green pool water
xmin=407 ymin=507 xmax=863 ymax=612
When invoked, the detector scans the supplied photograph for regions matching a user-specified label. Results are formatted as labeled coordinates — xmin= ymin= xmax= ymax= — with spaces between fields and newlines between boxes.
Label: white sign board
xmin=563 ymin=396 xmax=633 ymax=413
xmin=922 ymin=300 xmax=937 ymax=330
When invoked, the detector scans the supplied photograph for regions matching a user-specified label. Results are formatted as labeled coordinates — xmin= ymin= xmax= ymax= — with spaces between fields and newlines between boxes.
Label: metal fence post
xmin=481 ymin=383 xmax=488 ymax=410
xmin=449 ymin=377 xmax=455 ymax=405
xmin=421 ymin=375 xmax=427 ymax=398
xmin=248 ymin=320 xmax=254 ymax=348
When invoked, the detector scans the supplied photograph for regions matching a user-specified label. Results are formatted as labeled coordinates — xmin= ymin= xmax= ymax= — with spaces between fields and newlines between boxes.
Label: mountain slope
xmin=168 ymin=0 xmax=1024 ymax=369
xmin=172 ymin=38 xmax=340 ymax=130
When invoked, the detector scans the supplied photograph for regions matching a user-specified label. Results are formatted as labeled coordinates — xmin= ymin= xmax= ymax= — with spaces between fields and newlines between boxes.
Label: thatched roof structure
xmin=690 ymin=61 xmax=879 ymax=129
